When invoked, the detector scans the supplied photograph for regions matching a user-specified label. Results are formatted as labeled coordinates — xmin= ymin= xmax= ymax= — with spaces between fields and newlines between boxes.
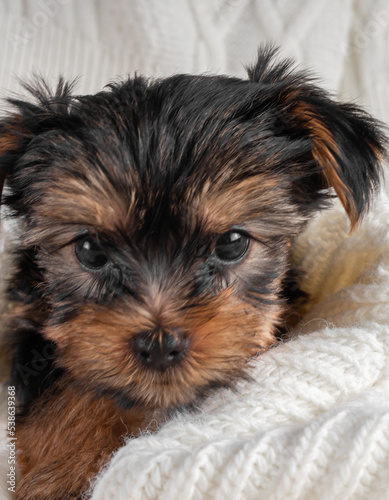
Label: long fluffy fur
xmin=0 ymin=47 xmax=387 ymax=499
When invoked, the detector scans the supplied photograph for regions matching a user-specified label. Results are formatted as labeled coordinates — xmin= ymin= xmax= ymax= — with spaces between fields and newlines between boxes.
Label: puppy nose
xmin=132 ymin=330 xmax=188 ymax=371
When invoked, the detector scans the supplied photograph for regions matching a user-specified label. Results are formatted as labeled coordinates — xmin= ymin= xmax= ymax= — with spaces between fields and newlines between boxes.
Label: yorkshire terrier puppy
xmin=0 ymin=47 xmax=386 ymax=499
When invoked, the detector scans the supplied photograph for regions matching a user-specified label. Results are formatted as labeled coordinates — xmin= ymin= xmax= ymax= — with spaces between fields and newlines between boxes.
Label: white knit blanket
xmin=89 ymin=194 xmax=389 ymax=500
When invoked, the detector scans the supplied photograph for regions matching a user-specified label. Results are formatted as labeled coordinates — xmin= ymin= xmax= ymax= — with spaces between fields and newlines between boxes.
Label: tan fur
xmin=198 ymin=175 xmax=308 ymax=236
xmin=290 ymin=101 xmax=359 ymax=226
xmin=16 ymin=378 xmax=163 ymax=500
xmin=44 ymin=289 xmax=277 ymax=410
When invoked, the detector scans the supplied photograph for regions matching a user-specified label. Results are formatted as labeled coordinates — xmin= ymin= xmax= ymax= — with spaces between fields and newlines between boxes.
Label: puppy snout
xmin=132 ymin=329 xmax=189 ymax=371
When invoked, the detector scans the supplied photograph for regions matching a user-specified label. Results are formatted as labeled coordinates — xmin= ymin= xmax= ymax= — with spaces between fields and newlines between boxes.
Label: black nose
xmin=132 ymin=329 xmax=189 ymax=371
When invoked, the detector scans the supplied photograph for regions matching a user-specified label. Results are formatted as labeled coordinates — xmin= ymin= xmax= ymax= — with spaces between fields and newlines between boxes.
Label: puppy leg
xmin=16 ymin=381 xmax=157 ymax=500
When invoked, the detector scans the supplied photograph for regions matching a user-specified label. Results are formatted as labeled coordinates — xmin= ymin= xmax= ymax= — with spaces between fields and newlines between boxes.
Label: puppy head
xmin=1 ymin=48 xmax=386 ymax=410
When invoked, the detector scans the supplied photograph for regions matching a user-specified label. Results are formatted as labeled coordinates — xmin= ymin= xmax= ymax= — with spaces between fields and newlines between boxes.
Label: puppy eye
xmin=75 ymin=235 xmax=109 ymax=270
xmin=215 ymin=231 xmax=250 ymax=262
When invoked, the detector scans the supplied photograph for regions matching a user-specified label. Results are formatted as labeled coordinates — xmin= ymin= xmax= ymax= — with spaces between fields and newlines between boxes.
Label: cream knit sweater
xmin=0 ymin=0 xmax=389 ymax=125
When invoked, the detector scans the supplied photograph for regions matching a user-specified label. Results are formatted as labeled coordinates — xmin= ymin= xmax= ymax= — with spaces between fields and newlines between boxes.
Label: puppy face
xmin=1 ymin=48 xmax=386 ymax=411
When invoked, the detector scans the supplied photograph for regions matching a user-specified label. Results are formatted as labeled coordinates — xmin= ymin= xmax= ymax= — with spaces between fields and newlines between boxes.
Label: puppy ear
xmin=0 ymin=115 xmax=27 ymax=203
xmin=0 ymin=78 xmax=76 ymax=205
xmin=247 ymin=46 xmax=387 ymax=228
xmin=289 ymin=97 xmax=386 ymax=228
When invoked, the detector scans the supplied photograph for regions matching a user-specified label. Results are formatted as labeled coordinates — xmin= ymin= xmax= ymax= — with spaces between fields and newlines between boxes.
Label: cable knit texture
xmin=1 ymin=1 xmax=389 ymax=499
xmin=0 ymin=0 xmax=389 ymax=127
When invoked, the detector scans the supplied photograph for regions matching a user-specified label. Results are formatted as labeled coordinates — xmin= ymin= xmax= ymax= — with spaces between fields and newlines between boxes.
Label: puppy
xmin=0 ymin=47 xmax=386 ymax=499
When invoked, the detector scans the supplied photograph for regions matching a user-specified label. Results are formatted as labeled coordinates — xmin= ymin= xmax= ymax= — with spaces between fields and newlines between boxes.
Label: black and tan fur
xmin=0 ymin=47 xmax=386 ymax=499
